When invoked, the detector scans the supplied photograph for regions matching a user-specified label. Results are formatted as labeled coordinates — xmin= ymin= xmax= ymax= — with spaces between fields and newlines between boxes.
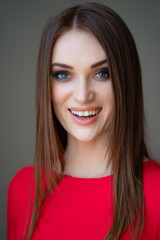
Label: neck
xmin=64 ymin=133 xmax=112 ymax=178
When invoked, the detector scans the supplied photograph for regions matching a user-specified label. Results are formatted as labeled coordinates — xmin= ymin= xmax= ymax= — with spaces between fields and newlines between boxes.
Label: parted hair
xmin=24 ymin=2 xmax=149 ymax=240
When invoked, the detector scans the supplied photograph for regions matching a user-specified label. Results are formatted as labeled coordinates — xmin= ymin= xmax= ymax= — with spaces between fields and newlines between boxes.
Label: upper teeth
xmin=70 ymin=109 xmax=101 ymax=116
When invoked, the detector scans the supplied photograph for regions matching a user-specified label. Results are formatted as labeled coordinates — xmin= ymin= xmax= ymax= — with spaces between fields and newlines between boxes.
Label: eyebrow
xmin=51 ymin=59 xmax=107 ymax=69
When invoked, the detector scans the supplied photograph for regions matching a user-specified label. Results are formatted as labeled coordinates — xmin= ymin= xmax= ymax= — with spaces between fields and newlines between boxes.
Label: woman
xmin=7 ymin=2 xmax=160 ymax=240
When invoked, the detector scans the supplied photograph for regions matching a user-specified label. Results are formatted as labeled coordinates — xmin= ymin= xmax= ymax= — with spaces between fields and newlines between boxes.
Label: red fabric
xmin=7 ymin=159 xmax=160 ymax=240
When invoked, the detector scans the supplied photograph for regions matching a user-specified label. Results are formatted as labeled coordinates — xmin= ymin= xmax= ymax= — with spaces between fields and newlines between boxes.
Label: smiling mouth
xmin=68 ymin=108 xmax=102 ymax=119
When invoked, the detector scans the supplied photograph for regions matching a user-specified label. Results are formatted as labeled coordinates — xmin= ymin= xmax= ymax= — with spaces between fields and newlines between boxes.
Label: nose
xmin=73 ymin=76 xmax=95 ymax=103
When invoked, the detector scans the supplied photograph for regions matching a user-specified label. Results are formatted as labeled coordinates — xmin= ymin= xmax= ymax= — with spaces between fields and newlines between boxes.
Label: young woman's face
xmin=50 ymin=29 xmax=114 ymax=142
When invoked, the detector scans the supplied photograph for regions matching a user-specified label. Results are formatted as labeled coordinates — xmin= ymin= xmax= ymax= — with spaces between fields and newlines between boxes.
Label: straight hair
xmin=24 ymin=2 xmax=149 ymax=239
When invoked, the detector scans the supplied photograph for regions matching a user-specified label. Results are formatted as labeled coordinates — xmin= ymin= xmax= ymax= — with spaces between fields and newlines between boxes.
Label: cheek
xmin=51 ymin=83 xmax=65 ymax=108
xmin=100 ymin=82 xmax=115 ymax=108
xmin=50 ymin=83 xmax=71 ymax=123
xmin=107 ymin=87 xmax=114 ymax=107
xmin=51 ymin=81 xmax=72 ymax=103
xmin=50 ymin=84 xmax=61 ymax=121
xmin=50 ymin=88 xmax=64 ymax=126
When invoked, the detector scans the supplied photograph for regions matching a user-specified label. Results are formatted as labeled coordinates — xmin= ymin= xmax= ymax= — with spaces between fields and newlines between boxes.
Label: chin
xmin=70 ymin=130 xmax=101 ymax=143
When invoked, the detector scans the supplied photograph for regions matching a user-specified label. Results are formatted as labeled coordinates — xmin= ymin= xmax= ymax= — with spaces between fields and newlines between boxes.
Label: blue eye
xmin=51 ymin=71 xmax=70 ymax=80
xmin=97 ymin=72 xmax=106 ymax=77
xmin=96 ymin=68 xmax=110 ymax=79
xmin=58 ymin=73 xmax=69 ymax=79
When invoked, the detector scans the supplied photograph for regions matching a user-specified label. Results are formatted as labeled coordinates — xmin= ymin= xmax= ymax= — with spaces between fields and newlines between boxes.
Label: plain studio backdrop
xmin=1 ymin=0 xmax=160 ymax=239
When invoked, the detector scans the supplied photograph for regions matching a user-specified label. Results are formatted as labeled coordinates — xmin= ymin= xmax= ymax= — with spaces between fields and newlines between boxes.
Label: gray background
xmin=1 ymin=0 xmax=160 ymax=239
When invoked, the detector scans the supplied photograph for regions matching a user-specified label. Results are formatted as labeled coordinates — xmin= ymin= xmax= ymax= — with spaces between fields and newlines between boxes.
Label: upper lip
xmin=68 ymin=106 xmax=102 ymax=111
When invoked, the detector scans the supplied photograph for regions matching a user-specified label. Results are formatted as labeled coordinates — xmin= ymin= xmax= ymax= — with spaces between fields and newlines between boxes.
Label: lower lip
xmin=69 ymin=110 xmax=101 ymax=125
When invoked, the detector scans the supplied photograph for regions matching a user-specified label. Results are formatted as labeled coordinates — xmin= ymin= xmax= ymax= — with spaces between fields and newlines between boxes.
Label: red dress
xmin=7 ymin=159 xmax=160 ymax=240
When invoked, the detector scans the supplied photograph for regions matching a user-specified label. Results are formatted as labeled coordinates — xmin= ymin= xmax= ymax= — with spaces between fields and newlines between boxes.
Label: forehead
xmin=51 ymin=29 xmax=107 ymax=66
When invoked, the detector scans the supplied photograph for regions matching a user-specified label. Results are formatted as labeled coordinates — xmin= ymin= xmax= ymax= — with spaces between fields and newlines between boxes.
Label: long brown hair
xmin=24 ymin=2 xmax=149 ymax=239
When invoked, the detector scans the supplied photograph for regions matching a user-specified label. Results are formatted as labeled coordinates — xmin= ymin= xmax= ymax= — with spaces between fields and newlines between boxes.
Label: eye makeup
xmin=94 ymin=68 xmax=110 ymax=80
xmin=50 ymin=67 xmax=110 ymax=81
xmin=50 ymin=70 xmax=71 ymax=80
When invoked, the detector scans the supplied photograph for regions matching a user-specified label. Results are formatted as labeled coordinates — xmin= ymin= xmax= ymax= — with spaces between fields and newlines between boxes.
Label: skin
xmin=50 ymin=29 xmax=148 ymax=178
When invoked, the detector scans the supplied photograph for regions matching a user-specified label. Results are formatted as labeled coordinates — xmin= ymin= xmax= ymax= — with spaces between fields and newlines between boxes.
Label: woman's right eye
xmin=51 ymin=71 xmax=70 ymax=80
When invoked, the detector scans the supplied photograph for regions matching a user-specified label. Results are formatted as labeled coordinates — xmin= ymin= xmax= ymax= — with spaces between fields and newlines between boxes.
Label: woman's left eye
xmin=95 ymin=68 xmax=110 ymax=79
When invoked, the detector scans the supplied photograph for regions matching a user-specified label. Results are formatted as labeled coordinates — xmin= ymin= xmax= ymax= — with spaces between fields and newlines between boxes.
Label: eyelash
xmin=51 ymin=71 xmax=71 ymax=80
xmin=51 ymin=68 xmax=110 ymax=81
xmin=95 ymin=68 xmax=110 ymax=79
